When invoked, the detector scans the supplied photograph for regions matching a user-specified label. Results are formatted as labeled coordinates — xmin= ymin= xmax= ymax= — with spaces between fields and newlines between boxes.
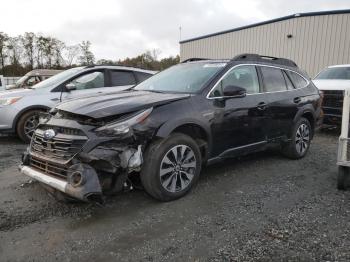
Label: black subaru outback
xmin=21 ymin=54 xmax=322 ymax=203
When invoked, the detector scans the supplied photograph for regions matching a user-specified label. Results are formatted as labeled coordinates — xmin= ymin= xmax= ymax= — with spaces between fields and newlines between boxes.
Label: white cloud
xmin=1 ymin=0 xmax=349 ymax=60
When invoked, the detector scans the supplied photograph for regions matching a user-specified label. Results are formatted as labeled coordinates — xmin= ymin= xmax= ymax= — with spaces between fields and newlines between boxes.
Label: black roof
xmin=180 ymin=9 xmax=350 ymax=44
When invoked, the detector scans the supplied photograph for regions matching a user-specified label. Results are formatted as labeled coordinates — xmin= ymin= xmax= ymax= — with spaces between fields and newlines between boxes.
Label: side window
xmin=70 ymin=71 xmax=105 ymax=90
xmin=288 ymin=71 xmax=308 ymax=89
xmin=135 ymin=72 xmax=152 ymax=83
xmin=209 ymin=65 xmax=260 ymax=97
xmin=282 ymin=71 xmax=295 ymax=90
xmin=26 ymin=76 xmax=41 ymax=86
xmin=260 ymin=67 xmax=287 ymax=92
xmin=110 ymin=71 xmax=136 ymax=86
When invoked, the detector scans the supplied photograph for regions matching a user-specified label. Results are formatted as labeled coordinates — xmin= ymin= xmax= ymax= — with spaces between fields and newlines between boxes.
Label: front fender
xmin=155 ymin=117 xmax=213 ymax=151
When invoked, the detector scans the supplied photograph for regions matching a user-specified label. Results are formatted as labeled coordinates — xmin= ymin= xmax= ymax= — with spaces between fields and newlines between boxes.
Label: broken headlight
xmin=95 ymin=108 xmax=153 ymax=136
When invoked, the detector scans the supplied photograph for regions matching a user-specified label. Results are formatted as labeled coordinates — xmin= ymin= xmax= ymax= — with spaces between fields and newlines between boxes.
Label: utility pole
xmin=179 ymin=26 xmax=182 ymax=41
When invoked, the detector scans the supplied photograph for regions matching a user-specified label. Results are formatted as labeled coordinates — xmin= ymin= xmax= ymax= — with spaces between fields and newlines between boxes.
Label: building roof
xmin=179 ymin=9 xmax=350 ymax=44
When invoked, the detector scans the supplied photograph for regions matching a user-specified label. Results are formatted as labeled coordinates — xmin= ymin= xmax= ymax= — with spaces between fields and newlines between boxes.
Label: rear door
xmin=259 ymin=66 xmax=302 ymax=140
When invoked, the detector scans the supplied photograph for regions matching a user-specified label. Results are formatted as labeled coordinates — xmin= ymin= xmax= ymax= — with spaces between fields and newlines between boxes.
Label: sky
xmin=1 ymin=0 xmax=350 ymax=60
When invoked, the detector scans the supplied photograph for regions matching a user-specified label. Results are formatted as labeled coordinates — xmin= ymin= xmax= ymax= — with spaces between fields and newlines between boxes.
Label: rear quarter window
xmin=288 ymin=71 xmax=308 ymax=89
xmin=282 ymin=71 xmax=295 ymax=90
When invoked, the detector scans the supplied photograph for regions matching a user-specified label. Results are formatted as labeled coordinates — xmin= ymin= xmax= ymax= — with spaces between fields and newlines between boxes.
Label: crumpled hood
xmin=56 ymin=90 xmax=191 ymax=118
xmin=312 ymin=79 xmax=350 ymax=91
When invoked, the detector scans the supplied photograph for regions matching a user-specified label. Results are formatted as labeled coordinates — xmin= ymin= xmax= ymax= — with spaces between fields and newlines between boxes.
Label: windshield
xmin=31 ymin=67 xmax=83 ymax=89
xmin=315 ymin=67 xmax=350 ymax=80
xmin=15 ymin=75 xmax=28 ymax=87
xmin=134 ymin=62 xmax=226 ymax=93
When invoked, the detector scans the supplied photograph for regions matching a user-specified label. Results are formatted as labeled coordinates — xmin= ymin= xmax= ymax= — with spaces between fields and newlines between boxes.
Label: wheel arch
xmin=155 ymin=120 xmax=212 ymax=161
xmin=293 ymin=105 xmax=316 ymax=138
xmin=13 ymin=105 xmax=50 ymax=131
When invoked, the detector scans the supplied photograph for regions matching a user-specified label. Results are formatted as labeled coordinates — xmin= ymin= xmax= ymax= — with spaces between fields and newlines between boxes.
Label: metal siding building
xmin=180 ymin=10 xmax=350 ymax=77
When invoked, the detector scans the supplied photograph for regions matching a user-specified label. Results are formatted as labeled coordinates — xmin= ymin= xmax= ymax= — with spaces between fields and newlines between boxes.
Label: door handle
xmin=294 ymin=97 xmax=301 ymax=104
xmin=257 ymin=102 xmax=267 ymax=111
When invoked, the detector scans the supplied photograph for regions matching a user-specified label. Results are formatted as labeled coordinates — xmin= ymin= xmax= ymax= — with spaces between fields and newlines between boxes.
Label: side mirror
xmin=65 ymin=83 xmax=76 ymax=91
xmin=223 ymin=85 xmax=246 ymax=98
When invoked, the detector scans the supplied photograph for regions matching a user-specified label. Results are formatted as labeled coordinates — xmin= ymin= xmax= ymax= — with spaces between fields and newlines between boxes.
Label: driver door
xmin=208 ymin=65 xmax=269 ymax=157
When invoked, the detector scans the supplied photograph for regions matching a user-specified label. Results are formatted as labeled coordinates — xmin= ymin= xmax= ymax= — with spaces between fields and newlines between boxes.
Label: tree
xmin=0 ymin=32 xmax=9 ymax=73
xmin=22 ymin=32 xmax=36 ymax=69
xmin=96 ymin=59 xmax=115 ymax=65
xmin=35 ymin=35 xmax=46 ymax=68
xmin=7 ymin=36 xmax=23 ymax=67
xmin=0 ymin=31 xmax=180 ymax=75
xmin=64 ymin=45 xmax=80 ymax=66
xmin=42 ymin=37 xmax=55 ymax=68
xmin=159 ymin=55 xmax=180 ymax=70
xmin=52 ymin=38 xmax=65 ymax=68
xmin=79 ymin=41 xmax=95 ymax=65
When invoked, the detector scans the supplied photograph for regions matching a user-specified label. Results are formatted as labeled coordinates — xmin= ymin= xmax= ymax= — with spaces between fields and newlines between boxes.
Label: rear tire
xmin=16 ymin=110 xmax=43 ymax=143
xmin=282 ymin=117 xmax=312 ymax=159
xmin=140 ymin=133 xmax=202 ymax=201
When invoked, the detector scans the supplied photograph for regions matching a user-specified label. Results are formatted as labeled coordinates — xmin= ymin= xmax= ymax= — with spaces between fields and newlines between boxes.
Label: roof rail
xmin=181 ymin=58 xmax=211 ymax=63
xmin=232 ymin=53 xmax=298 ymax=68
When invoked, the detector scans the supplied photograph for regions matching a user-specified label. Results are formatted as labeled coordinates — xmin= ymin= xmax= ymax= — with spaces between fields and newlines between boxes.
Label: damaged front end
xmin=20 ymin=108 xmax=154 ymax=203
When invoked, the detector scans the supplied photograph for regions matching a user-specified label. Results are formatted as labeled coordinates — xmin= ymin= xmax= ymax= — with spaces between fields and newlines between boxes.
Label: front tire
xmin=140 ymin=133 xmax=202 ymax=201
xmin=282 ymin=117 xmax=312 ymax=159
xmin=16 ymin=110 xmax=43 ymax=143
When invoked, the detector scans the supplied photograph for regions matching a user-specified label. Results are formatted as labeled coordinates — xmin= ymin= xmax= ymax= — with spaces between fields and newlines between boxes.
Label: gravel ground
xmin=0 ymin=130 xmax=349 ymax=262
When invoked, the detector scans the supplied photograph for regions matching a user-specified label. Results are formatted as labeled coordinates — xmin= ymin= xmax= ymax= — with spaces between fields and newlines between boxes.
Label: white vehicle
xmin=313 ymin=65 xmax=350 ymax=126
xmin=5 ymin=69 xmax=62 ymax=90
xmin=0 ymin=75 xmax=5 ymax=91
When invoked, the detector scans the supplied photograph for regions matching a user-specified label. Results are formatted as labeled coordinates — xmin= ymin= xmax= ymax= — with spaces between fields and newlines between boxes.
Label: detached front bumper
xmin=20 ymin=155 xmax=103 ymax=202
xmin=21 ymin=165 xmax=68 ymax=192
